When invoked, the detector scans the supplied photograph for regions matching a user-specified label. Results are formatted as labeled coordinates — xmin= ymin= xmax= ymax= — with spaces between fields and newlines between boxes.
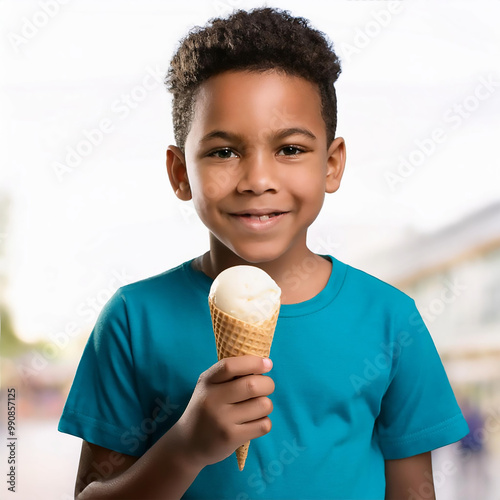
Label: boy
xmin=59 ymin=7 xmax=469 ymax=499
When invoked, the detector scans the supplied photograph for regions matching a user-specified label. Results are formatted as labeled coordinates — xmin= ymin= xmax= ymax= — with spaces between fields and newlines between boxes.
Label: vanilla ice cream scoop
xmin=209 ymin=265 xmax=281 ymax=324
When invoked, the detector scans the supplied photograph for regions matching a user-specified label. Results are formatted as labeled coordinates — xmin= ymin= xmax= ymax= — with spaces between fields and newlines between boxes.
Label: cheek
xmin=289 ymin=167 xmax=326 ymax=199
xmin=190 ymin=164 xmax=239 ymax=202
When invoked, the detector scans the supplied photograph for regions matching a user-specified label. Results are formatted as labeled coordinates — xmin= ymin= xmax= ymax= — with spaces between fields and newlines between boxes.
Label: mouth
xmin=229 ymin=209 xmax=289 ymax=230
xmin=235 ymin=212 xmax=284 ymax=222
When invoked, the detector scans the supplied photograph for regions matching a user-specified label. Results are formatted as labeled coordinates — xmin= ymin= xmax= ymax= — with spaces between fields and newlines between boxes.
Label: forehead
xmin=186 ymin=70 xmax=326 ymax=145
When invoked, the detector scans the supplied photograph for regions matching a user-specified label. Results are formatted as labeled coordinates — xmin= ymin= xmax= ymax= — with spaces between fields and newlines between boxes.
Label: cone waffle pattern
xmin=209 ymin=296 xmax=279 ymax=470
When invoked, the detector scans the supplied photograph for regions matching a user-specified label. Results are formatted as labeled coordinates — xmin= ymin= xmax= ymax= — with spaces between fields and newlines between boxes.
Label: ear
xmin=325 ymin=137 xmax=346 ymax=194
xmin=166 ymin=145 xmax=192 ymax=201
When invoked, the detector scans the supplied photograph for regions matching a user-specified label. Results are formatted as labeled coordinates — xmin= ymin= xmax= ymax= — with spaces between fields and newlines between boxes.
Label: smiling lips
xmin=241 ymin=213 xmax=282 ymax=221
xmin=230 ymin=210 xmax=288 ymax=229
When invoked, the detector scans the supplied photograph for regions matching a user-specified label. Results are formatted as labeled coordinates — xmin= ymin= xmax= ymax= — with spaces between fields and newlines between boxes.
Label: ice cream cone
xmin=208 ymin=296 xmax=279 ymax=471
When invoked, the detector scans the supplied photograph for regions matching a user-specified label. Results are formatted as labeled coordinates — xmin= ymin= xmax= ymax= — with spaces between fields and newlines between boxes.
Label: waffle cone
xmin=209 ymin=296 xmax=279 ymax=471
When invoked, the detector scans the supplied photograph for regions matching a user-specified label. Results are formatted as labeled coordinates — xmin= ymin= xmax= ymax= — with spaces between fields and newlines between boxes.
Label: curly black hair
xmin=165 ymin=7 xmax=341 ymax=151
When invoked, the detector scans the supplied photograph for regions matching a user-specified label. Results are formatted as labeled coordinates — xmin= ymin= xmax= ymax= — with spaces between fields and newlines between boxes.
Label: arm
xmin=75 ymin=426 xmax=202 ymax=500
xmin=75 ymin=355 xmax=274 ymax=500
xmin=384 ymin=451 xmax=435 ymax=500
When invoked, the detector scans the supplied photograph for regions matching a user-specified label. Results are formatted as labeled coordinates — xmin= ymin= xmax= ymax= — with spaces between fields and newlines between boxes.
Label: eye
xmin=209 ymin=148 xmax=238 ymax=159
xmin=278 ymin=146 xmax=305 ymax=156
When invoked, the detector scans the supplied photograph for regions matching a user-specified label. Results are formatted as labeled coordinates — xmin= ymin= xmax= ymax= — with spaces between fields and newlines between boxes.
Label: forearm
xmin=77 ymin=423 xmax=204 ymax=500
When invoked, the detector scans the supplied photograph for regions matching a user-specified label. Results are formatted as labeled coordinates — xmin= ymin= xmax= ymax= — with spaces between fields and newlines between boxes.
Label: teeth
xmin=243 ymin=213 xmax=281 ymax=221
xmin=247 ymin=214 xmax=272 ymax=221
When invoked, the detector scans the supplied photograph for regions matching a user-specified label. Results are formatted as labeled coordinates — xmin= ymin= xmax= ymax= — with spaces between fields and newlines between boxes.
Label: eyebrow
xmin=275 ymin=127 xmax=317 ymax=141
xmin=199 ymin=127 xmax=317 ymax=144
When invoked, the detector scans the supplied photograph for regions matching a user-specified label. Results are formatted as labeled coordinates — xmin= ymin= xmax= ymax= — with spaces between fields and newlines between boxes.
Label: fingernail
xmin=263 ymin=358 xmax=273 ymax=370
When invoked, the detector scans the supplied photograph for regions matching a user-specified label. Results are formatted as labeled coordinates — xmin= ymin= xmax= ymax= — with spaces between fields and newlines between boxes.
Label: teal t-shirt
xmin=59 ymin=256 xmax=468 ymax=499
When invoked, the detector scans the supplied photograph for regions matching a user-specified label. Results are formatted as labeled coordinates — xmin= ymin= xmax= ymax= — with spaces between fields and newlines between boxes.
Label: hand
xmin=174 ymin=355 xmax=275 ymax=468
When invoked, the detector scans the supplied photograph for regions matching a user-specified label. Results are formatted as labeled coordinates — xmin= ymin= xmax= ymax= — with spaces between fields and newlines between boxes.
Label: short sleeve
xmin=376 ymin=301 xmax=469 ymax=459
xmin=58 ymin=290 xmax=146 ymax=456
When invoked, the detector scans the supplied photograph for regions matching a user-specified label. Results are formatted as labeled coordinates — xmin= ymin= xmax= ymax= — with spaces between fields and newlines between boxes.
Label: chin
xmin=229 ymin=242 xmax=287 ymax=265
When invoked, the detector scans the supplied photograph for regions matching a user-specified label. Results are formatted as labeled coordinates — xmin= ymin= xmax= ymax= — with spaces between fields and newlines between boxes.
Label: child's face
xmin=168 ymin=70 xmax=345 ymax=264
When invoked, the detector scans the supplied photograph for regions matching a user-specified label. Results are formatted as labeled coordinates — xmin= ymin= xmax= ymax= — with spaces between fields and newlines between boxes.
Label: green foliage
xmin=0 ymin=304 xmax=28 ymax=357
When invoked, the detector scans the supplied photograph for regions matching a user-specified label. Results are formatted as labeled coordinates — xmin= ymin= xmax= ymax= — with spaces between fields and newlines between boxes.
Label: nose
xmin=236 ymin=153 xmax=279 ymax=195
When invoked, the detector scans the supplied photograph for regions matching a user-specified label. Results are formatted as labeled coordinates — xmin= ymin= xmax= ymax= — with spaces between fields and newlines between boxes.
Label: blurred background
xmin=1 ymin=0 xmax=499 ymax=498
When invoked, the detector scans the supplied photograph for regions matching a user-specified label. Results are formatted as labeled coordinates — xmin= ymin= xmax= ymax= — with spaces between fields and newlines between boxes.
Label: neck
xmin=195 ymin=234 xmax=332 ymax=305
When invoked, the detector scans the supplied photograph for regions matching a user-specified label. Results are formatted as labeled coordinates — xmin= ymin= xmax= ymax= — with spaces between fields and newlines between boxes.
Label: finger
xmin=217 ymin=374 xmax=275 ymax=404
xmin=230 ymin=396 xmax=274 ymax=424
xmin=206 ymin=356 xmax=273 ymax=384
xmin=236 ymin=416 xmax=273 ymax=443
